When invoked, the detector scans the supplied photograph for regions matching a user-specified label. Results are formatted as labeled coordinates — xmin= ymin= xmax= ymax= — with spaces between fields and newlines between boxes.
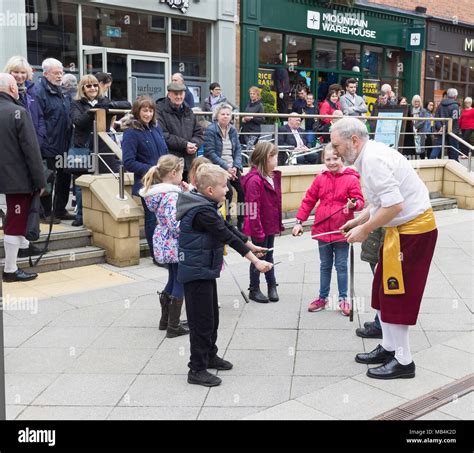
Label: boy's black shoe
xmin=208 ymin=356 xmax=233 ymax=371
xmin=249 ymin=287 xmax=269 ymax=303
xmin=356 ymin=323 xmax=383 ymax=339
xmin=2 ymin=269 xmax=38 ymax=282
xmin=355 ymin=344 xmax=395 ymax=364
xmin=367 ymin=358 xmax=416 ymax=380
xmin=18 ymin=244 xmax=44 ymax=258
xmin=268 ymin=284 xmax=279 ymax=302
xmin=188 ymin=370 xmax=222 ymax=387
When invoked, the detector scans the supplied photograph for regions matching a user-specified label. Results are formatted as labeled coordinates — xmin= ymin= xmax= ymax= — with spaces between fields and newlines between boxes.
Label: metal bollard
xmin=117 ymin=165 xmax=128 ymax=201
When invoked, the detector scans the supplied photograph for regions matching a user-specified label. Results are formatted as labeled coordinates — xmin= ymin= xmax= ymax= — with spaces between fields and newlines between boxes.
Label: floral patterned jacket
xmin=140 ymin=183 xmax=181 ymax=263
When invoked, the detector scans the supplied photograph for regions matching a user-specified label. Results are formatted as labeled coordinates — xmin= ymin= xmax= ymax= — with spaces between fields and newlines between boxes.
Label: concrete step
xmin=0 ymin=245 xmax=106 ymax=274
xmin=430 ymin=197 xmax=458 ymax=211
xmin=0 ymin=228 xmax=92 ymax=259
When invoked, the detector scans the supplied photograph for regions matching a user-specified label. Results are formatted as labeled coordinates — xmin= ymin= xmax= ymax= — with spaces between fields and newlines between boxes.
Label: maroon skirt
xmin=4 ymin=193 xmax=33 ymax=236
xmin=371 ymin=229 xmax=438 ymax=325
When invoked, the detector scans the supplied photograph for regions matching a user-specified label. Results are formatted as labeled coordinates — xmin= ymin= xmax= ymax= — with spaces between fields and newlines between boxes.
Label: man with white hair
xmin=380 ymin=83 xmax=397 ymax=105
xmin=171 ymin=72 xmax=194 ymax=108
xmin=435 ymin=88 xmax=461 ymax=161
xmin=331 ymin=117 xmax=438 ymax=380
xmin=33 ymin=58 xmax=73 ymax=223
xmin=0 ymin=74 xmax=46 ymax=282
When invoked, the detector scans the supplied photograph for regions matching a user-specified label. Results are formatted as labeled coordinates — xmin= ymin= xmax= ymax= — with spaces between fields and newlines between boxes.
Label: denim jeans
xmin=250 ymin=235 xmax=276 ymax=288
xmin=141 ymin=197 xmax=156 ymax=258
xmin=318 ymin=240 xmax=349 ymax=300
xmin=164 ymin=263 xmax=184 ymax=299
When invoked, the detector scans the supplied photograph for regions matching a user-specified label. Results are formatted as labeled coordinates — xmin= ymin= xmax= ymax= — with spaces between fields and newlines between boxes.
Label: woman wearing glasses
xmin=70 ymin=75 xmax=120 ymax=226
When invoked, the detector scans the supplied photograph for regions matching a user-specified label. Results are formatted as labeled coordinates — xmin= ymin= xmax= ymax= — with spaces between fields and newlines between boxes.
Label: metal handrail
xmin=447 ymin=132 xmax=473 ymax=171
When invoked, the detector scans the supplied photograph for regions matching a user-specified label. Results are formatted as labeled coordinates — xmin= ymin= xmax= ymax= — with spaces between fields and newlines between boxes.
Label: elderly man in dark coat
xmin=0 ymin=73 xmax=46 ymax=282
xmin=156 ymin=82 xmax=204 ymax=179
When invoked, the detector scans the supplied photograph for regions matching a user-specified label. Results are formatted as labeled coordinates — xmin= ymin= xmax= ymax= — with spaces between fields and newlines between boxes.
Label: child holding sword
xmin=292 ymin=144 xmax=364 ymax=315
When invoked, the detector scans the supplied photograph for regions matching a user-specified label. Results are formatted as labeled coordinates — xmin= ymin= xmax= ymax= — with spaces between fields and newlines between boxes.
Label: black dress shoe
xmin=367 ymin=357 xmax=416 ymax=380
xmin=356 ymin=324 xmax=383 ymax=339
xmin=188 ymin=370 xmax=222 ymax=387
xmin=71 ymin=218 xmax=83 ymax=227
xmin=355 ymin=344 xmax=395 ymax=364
xmin=40 ymin=215 xmax=61 ymax=225
xmin=57 ymin=212 xmax=75 ymax=221
xmin=249 ymin=287 xmax=269 ymax=303
xmin=2 ymin=269 xmax=38 ymax=282
xmin=207 ymin=356 xmax=233 ymax=371
xmin=267 ymin=284 xmax=279 ymax=302
xmin=18 ymin=244 xmax=44 ymax=258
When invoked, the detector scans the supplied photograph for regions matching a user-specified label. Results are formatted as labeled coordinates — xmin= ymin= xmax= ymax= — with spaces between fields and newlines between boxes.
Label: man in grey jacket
xmin=339 ymin=78 xmax=368 ymax=117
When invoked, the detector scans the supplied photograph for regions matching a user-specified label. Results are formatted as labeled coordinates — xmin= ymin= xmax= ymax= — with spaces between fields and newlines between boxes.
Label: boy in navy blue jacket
xmin=177 ymin=164 xmax=272 ymax=387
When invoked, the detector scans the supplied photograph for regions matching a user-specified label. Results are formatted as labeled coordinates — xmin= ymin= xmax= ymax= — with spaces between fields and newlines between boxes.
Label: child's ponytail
xmin=141 ymin=154 xmax=184 ymax=193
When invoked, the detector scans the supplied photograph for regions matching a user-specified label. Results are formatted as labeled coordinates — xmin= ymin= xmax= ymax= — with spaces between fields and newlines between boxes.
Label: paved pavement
xmin=1 ymin=209 xmax=472 ymax=420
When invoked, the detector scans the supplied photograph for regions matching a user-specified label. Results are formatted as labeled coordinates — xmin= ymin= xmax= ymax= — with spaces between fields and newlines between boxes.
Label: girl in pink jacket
xmin=292 ymin=144 xmax=364 ymax=315
xmin=241 ymin=142 xmax=283 ymax=304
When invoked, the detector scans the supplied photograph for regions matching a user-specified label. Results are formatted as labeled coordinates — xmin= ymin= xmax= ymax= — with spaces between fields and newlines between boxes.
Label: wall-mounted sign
xmin=307 ymin=10 xmax=376 ymax=39
xmin=406 ymin=28 xmax=425 ymax=50
xmin=106 ymin=26 xmax=122 ymax=38
xmin=465 ymin=38 xmax=474 ymax=52
xmin=160 ymin=0 xmax=189 ymax=14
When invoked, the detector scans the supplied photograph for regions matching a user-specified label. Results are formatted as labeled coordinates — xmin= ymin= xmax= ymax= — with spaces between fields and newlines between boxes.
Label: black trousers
xmin=184 ymin=279 xmax=219 ymax=372
xmin=41 ymin=157 xmax=71 ymax=217
xmin=226 ymin=175 xmax=245 ymax=226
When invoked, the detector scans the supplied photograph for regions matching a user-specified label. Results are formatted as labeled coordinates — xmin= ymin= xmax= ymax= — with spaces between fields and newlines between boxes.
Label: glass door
xmin=83 ymin=48 xmax=106 ymax=74
xmin=128 ymin=56 xmax=167 ymax=103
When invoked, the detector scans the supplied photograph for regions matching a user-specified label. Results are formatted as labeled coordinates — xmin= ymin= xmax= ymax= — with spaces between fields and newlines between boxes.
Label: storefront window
xmin=26 ymin=0 xmax=78 ymax=74
xmin=285 ymin=35 xmax=312 ymax=68
xmin=382 ymin=79 xmax=403 ymax=98
xmin=316 ymin=40 xmax=337 ymax=69
xmin=435 ymin=54 xmax=442 ymax=79
xmin=259 ymin=31 xmax=283 ymax=65
xmin=362 ymin=46 xmax=382 ymax=79
xmin=340 ymin=42 xmax=360 ymax=71
xmin=451 ymin=57 xmax=460 ymax=81
xmin=385 ymin=49 xmax=405 ymax=78
xmin=171 ymin=19 xmax=210 ymax=79
xmin=460 ymin=58 xmax=469 ymax=82
xmin=469 ymin=60 xmax=474 ymax=83
xmin=443 ymin=56 xmax=451 ymax=80
xmin=82 ymin=6 xmax=168 ymax=53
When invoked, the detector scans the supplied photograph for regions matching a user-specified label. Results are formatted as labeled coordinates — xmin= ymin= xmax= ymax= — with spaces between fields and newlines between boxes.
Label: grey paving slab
xmin=197 ymin=406 xmax=267 ymax=420
xmin=1 ymin=311 xmax=57 ymax=329
xmin=417 ymin=410 xmax=461 ymax=420
xmin=412 ymin=345 xmax=473 ymax=379
xmin=297 ymin=378 xmax=407 ymax=420
xmin=419 ymin=297 xmax=472 ymax=315
xmin=424 ymin=330 xmax=466 ymax=348
xmin=437 ymin=392 xmax=473 ymax=420
xmin=5 ymin=374 xmax=59 ymax=405
xmin=32 ymin=374 xmax=136 ymax=406
xmin=222 ymin=349 xmax=295 ymax=376
xmin=290 ymin=376 xmax=347 ymax=399
xmin=61 ymin=287 xmax=125 ymax=307
xmin=4 ymin=326 xmax=45 ymax=348
xmin=363 ymin=330 xmax=431 ymax=355
xmin=141 ymin=347 xmax=189 ymax=375
xmin=6 ymin=405 xmax=27 ymax=420
xmin=18 ymin=406 xmax=113 ymax=420
xmin=111 ymin=308 xmax=161 ymax=328
xmin=442 ymin=332 xmax=474 ymax=354
xmin=21 ymin=326 xmax=106 ymax=349
xmin=119 ymin=375 xmax=208 ymax=407
xmin=298 ymin=310 xmax=356 ymax=330
xmin=66 ymin=348 xmax=154 ymax=374
xmin=353 ymin=367 xmax=454 ymax=400
xmin=90 ymin=327 xmax=164 ymax=349
xmin=294 ymin=351 xmax=365 ymax=376
xmin=243 ymin=399 xmax=337 ymax=420
xmin=204 ymin=375 xmax=292 ymax=407
xmin=108 ymin=406 xmax=200 ymax=420
xmin=444 ymin=274 xmax=473 ymax=299
xmin=237 ymin=309 xmax=299 ymax=329
xmin=297 ymin=329 xmax=364 ymax=352
xmin=418 ymin=313 xmax=471 ymax=332
xmin=5 ymin=348 xmax=82 ymax=374
xmin=433 ymin=249 xmax=473 ymax=273
xmin=129 ymin=293 xmax=161 ymax=310
xmin=228 ymin=328 xmax=297 ymax=351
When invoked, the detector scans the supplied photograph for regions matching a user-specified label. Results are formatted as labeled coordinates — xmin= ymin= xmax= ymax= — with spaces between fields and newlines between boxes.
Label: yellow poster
xmin=363 ymin=80 xmax=380 ymax=117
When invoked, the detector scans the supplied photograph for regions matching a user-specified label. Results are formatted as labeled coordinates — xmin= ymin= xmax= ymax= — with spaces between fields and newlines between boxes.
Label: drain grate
xmin=373 ymin=374 xmax=473 ymax=420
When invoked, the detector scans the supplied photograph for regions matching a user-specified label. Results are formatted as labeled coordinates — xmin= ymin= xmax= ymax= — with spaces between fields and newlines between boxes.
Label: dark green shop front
xmin=240 ymin=0 xmax=424 ymax=111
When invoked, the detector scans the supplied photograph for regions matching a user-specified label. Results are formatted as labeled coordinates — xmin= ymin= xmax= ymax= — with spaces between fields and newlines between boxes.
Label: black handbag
xmin=25 ymin=191 xmax=41 ymax=242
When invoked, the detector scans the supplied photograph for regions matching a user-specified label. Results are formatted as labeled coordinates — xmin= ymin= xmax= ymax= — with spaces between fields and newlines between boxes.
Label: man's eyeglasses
xmin=85 ymin=84 xmax=99 ymax=89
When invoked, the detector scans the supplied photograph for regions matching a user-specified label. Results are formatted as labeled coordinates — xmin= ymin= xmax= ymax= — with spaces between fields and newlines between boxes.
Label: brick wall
xmin=365 ymin=0 xmax=474 ymax=24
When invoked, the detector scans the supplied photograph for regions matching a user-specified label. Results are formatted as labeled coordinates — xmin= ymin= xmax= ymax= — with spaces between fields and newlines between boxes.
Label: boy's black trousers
xmin=184 ymin=279 xmax=219 ymax=372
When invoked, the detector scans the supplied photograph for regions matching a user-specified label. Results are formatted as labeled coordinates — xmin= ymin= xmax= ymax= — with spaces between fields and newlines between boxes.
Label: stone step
xmin=0 ymin=228 xmax=92 ymax=259
xmin=430 ymin=197 xmax=458 ymax=211
xmin=0 ymin=245 xmax=106 ymax=274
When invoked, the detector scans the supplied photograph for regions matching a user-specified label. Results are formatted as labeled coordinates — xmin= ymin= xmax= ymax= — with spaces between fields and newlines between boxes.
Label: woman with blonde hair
xmin=3 ymin=55 xmax=45 ymax=147
xmin=240 ymin=85 xmax=264 ymax=146
xmin=410 ymin=94 xmax=429 ymax=158
xmin=140 ymin=155 xmax=189 ymax=338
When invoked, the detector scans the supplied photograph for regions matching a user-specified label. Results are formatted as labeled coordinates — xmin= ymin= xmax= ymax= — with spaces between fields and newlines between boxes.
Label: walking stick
xmin=224 ymin=258 xmax=250 ymax=304
xmin=349 ymin=243 xmax=355 ymax=322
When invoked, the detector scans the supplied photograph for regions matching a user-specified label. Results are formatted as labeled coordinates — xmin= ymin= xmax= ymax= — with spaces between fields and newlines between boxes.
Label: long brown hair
xmin=132 ymin=96 xmax=157 ymax=127
xmin=250 ymin=142 xmax=278 ymax=177
xmin=75 ymin=74 xmax=101 ymax=101
xmin=141 ymin=155 xmax=184 ymax=193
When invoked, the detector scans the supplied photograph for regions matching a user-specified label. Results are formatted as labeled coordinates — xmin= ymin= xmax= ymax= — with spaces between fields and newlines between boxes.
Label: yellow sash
xmin=383 ymin=208 xmax=437 ymax=295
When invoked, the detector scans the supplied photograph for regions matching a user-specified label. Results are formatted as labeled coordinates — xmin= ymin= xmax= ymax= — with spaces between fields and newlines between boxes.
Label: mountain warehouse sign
xmin=307 ymin=10 xmax=376 ymax=39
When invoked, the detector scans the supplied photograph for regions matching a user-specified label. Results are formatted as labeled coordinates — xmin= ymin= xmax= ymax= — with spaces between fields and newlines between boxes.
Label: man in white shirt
xmin=339 ymin=78 xmax=368 ymax=117
xmin=331 ymin=117 xmax=438 ymax=380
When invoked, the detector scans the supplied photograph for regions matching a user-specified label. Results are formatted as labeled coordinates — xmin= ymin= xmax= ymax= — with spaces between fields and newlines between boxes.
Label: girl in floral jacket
xmin=140 ymin=154 xmax=189 ymax=339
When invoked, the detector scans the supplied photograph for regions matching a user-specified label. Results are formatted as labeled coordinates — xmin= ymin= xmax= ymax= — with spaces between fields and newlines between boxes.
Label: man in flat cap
xmin=156 ymin=82 xmax=204 ymax=180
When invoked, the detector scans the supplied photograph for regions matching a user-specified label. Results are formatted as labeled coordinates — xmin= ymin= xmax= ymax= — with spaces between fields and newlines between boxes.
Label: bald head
xmin=0 ymin=73 xmax=19 ymax=99
xmin=171 ymin=73 xmax=185 ymax=84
